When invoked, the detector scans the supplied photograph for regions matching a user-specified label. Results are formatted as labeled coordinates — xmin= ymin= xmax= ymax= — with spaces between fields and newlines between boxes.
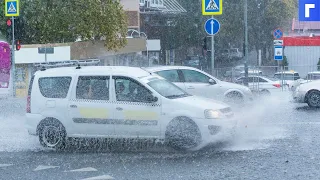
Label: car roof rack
xmin=33 ymin=59 xmax=101 ymax=71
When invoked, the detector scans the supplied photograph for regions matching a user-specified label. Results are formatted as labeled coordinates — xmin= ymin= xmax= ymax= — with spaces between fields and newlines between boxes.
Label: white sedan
xmin=293 ymin=80 xmax=320 ymax=108
xmin=145 ymin=66 xmax=254 ymax=104
xmin=234 ymin=75 xmax=283 ymax=95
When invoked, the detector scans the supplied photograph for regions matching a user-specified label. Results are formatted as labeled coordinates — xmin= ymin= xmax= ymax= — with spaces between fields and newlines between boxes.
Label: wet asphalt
xmin=1 ymin=93 xmax=320 ymax=180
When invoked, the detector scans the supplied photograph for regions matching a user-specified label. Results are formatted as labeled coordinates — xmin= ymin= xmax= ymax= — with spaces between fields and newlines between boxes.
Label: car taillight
xmin=273 ymin=84 xmax=281 ymax=88
xmin=26 ymin=96 xmax=31 ymax=113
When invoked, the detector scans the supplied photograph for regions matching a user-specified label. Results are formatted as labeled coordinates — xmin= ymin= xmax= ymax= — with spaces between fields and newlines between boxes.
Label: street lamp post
xmin=244 ymin=0 xmax=249 ymax=86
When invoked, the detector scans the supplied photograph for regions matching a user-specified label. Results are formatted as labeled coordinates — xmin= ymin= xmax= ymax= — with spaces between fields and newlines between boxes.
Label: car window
xmin=181 ymin=69 xmax=210 ymax=83
xmin=155 ymin=70 xmax=181 ymax=82
xmin=114 ymin=76 xmax=153 ymax=103
xmin=294 ymin=73 xmax=300 ymax=80
xmin=247 ymin=77 xmax=254 ymax=83
xmin=258 ymin=77 xmax=268 ymax=82
xmin=76 ymin=76 xmax=109 ymax=101
xmin=38 ymin=77 xmax=72 ymax=98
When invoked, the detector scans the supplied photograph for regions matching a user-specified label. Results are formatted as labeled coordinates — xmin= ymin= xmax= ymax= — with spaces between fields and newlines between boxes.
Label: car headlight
xmin=204 ymin=109 xmax=222 ymax=119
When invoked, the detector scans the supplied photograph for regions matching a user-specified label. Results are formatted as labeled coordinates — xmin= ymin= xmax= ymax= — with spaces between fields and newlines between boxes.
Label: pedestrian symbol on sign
xmin=206 ymin=0 xmax=219 ymax=10
xmin=7 ymin=2 xmax=17 ymax=13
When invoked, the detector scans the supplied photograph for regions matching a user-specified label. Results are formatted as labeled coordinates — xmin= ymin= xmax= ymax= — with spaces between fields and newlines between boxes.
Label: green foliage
xmin=157 ymin=0 xmax=297 ymax=64
xmin=0 ymin=0 xmax=128 ymax=50
xmin=282 ymin=56 xmax=288 ymax=70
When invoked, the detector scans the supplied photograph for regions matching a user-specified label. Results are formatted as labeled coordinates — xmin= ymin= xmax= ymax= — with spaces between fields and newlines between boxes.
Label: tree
xmin=0 ymin=0 xmax=128 ymax=50
xmin=318 ymin=58 xmax=320 ymax=71
xmin=282 ymin=56 xmax=288 ymax=70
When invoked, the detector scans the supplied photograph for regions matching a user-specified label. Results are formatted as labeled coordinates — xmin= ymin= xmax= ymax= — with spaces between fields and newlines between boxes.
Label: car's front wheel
xmin=306 ymin=90 xmax=320 ymax=108
xmin=225 ymin=91 xmax=244 ymax=104
xmin=165 ymin=117 xmax=202 ymax=151
xmin=38 ymin=119 xmax=67 ymax=149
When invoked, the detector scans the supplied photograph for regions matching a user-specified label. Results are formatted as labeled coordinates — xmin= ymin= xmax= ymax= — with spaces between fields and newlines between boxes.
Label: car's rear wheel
xmin=225 ymin=91 xmax=244 ymax=104
xmin=165 ymin=117 xmax=202 ymax=151
xmin=260 ymin=89 xmax=271 ymax=96
xmin=306 ymin=90 xmax=320 ymax=108
xmin=38 ymin=119 xmax=67 ymax=149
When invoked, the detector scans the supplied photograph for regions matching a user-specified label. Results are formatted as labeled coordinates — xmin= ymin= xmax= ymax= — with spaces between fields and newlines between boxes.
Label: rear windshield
xmin=38 ymin=77 xmax=72 ymax=98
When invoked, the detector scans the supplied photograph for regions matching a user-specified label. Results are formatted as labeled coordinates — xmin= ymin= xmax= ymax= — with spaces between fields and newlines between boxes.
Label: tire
xmin=306 ymin=90 xmax=320 ymax=108
xmin=38 ymin=119 xmax=67 ymax=149
xmin=225 ymin=91 xmax=244 ymax=104
xmin=260 ymin=89 xmax=271 ymax=96
xmin=165 ymin=117 xmax=202 ymax=151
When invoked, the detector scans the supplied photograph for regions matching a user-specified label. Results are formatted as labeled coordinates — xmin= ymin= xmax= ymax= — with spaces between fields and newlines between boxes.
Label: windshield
xmin=147 ymin=79 xmax=190 ymax=99
xmin=308 ymin=74 xmax=320 ymax=80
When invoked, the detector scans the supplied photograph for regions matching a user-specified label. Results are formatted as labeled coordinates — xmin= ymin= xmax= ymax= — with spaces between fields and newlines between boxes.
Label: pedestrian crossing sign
xmin=202 ymin=0 xmax=222 ymax=15
xmin=5 ymin=0 xmax=20 ymax=17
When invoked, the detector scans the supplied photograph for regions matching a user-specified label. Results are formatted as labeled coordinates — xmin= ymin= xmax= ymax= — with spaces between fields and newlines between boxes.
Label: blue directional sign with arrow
xmin=204 ymin=18 xmax=220 ymax=36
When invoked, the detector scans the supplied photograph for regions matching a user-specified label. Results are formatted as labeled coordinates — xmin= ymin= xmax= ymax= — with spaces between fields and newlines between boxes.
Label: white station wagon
xmin=26 ymin=65 xmax=236 ymax=150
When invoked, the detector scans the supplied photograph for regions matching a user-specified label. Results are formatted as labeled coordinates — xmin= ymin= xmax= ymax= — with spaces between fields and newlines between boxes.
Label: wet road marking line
xmin=65 ymin=167 xmax=98 ymax=172
xmin=33 ymin=165 xmax=59 ymax=171
xmin=81 ymin=175 xmax=114 ymax=180
xmin=0 ymin=164 xmax=13 ymax=168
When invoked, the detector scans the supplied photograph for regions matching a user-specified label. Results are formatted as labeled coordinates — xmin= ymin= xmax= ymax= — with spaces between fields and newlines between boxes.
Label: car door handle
xmin=116 ymin=107 xmax=123 ymax=111
xmin=187 ymin=86 xmax=195 ymax=89
xmin=70 ymin=105 xmax=77 ymax=108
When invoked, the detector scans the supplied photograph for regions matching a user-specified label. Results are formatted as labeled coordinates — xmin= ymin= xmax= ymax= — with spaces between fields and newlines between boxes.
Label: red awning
xmin=282 ymin=36 xmax=320 ymax=46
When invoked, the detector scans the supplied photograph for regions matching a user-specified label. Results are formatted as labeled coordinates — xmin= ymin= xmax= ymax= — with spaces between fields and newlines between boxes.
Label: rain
xmin=1 ymin=0 xmax=320 ymax=180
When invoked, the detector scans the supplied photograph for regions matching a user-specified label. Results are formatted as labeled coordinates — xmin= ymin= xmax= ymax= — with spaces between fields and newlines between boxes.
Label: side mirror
xmin=209 ymin=79 xmax=216 ymax=85
xmin=146 ymin=94 xmax=158 ymax=103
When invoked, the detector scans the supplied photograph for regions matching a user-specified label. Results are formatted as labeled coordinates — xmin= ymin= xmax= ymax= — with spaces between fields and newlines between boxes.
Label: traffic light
xmin=16 ymin=40 xmax=21 ymax=51
xmin=203 ymin=37 xmax=207 ymax=50
xmin=6 ymin=19 xmax=12 ymax=43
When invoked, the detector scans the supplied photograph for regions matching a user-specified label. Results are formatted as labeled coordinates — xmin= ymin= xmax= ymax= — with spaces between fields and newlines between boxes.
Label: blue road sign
xmin=202 ymin=0 xmax=223 ymax=15
xmin=273 ymin=29 xmax=283 ymax=39
xmin=5 ymin=0 xmax=19 ymax=17
xmin=299 ymin=0 xmax=320 ymax=21
xmin=274 ymin=46 xmax=283 ymax=61
xmin=204 ymin=18 xmax=220 ymax=36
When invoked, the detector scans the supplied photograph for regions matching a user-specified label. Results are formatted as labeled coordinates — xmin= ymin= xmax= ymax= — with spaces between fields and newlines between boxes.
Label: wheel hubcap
xmin=42 ymin=126 xmax=61 ymax=147
xmin=309 ymin=93 xmax=320 ymax=107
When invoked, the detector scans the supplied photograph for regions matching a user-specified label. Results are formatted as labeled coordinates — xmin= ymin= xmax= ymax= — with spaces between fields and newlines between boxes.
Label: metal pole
xmin=211 ymin=15 xmax=215 ymax=76
xmin=45 ymin=47 xmax=47 ymax=62
xmin=11 ymin=16 xmax=16 ymax=97
xmin=244 ymin=0 xmax=249 ymax=86
xmin=147 ymin=39 xmax=149 ymax=66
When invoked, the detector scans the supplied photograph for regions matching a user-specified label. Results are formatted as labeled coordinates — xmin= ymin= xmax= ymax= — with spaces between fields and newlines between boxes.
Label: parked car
xmin=293 ymin=80 xmax=320 ymax=108
xmin=145 ymin=66 xmax=254 ymax=105
xmin=234 ymin=76 xmax=282 ymax=95
xmin=26 ymin=65 xmax=237 ymax=151
xmin=274 ymin=71 xmax=301 ymax=90
xmin=291 ymin=71 xmax=320 ymax=92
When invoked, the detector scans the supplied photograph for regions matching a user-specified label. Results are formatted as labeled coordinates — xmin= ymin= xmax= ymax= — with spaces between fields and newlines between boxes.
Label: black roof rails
xmin=33 ymin=59 xmax=101 ymax=71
